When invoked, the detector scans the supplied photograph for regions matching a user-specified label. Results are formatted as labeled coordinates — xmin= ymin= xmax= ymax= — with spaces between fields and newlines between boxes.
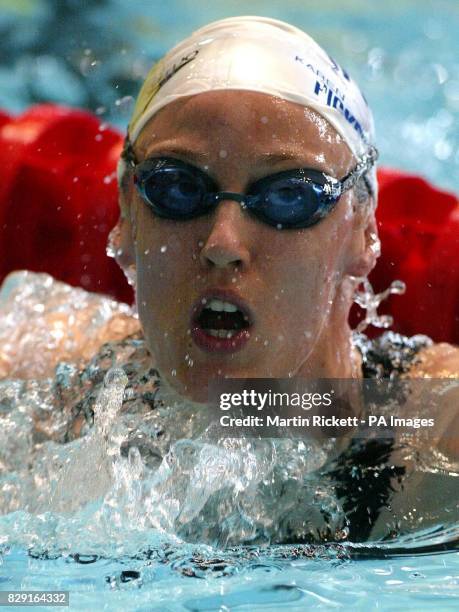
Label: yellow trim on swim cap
xmin=129 ymin=58 xmax=165 ymax=138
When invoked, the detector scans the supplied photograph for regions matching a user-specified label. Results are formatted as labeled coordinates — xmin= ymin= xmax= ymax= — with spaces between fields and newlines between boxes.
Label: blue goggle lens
xmin=254 ymin=177 xmax=326 ymax=225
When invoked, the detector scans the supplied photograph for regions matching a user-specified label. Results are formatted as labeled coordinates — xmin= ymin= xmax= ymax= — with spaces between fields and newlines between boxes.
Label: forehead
xmin=135 ymin=90 xmax=354 ymax=171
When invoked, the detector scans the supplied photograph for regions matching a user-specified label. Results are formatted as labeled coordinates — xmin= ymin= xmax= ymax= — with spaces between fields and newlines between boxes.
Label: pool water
xmin=3 ymin=541 xmax=459 ymax=611
xmin=1 ymin=1 xmax=459 ymax=610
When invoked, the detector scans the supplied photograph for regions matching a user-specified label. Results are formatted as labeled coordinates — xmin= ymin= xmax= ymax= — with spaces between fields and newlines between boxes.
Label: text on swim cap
xmin=313 ymin=80 xmax=365 ymax=142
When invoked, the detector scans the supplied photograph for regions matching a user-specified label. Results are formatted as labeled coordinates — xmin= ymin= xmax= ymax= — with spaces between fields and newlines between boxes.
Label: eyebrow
xmin=143 ymin=143 xmax=320 ymax=169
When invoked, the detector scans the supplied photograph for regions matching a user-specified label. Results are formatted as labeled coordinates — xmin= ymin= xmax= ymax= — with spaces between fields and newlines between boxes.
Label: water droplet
xmin=114 ymin=96 xmax=134 ymax=115
xmin=103 ymin=173 xmax=115 ymax=184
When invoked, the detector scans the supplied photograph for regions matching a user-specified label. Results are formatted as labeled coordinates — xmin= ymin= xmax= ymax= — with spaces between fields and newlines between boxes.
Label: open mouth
xmin=190 ymin=293 xmax=253 ymax=354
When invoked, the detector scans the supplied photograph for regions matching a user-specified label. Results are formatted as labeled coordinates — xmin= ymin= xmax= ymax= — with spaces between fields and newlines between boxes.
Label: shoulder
xmin=353 ymin=330 xmax=433 ymax=378
xmin=404 ymin=342 xmax=459 ymax=378
xmin=66 ymin=332 xmax=160 ymax=440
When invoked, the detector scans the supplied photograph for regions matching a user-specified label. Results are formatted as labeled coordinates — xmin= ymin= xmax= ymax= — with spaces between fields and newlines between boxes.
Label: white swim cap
xmin=122 ymin=16 xmax=377 ymax=192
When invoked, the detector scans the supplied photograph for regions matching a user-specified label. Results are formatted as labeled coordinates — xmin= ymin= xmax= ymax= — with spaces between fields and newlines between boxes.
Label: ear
xmin=345 ymin=205 xmax=379 ymax=278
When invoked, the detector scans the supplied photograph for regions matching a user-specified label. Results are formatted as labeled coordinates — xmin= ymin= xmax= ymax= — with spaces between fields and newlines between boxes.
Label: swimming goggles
xmin=122 ymin=140 xmax=378 ymax=229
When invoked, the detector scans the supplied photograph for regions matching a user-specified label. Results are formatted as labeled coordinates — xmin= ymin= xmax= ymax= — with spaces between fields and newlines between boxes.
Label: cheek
xmin=134 ymin=213 xmax=196 ymax=331
xmin=262 ymin=216 xmax=351 ymax=326
xmin=270 ymin=237 xmax=338 ymax=290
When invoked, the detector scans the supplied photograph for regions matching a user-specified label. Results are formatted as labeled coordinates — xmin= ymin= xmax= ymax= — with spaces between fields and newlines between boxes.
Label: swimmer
xmin=112 ymin=16 xmax=459 ymax=396
xmin=2 ymin=15 xmax=459 ymax=543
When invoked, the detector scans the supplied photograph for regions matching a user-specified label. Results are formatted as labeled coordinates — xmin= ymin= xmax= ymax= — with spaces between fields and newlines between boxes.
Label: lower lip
xmin=191 ymin=326 xmax=251 ymax=354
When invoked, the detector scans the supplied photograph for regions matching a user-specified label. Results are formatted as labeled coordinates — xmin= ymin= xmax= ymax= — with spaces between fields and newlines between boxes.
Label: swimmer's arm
xmin=406 ymin=342 xmax=459 ymax=457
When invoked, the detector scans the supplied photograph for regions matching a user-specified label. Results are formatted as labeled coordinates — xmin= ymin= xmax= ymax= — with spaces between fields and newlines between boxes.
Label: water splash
xmin=45 ymin=368 xmax=128 ymax=514
xmin=0 ymin=275 xmax=456 ymax=561
xmin=0 ymin=271 xmax=138 ymax=379
xmin=353 ymin=277 xmax=406 ymax=333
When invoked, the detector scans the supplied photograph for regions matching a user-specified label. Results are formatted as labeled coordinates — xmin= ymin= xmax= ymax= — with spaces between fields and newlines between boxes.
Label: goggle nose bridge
xmin=208 ymin=192 xmax=251 ymax=210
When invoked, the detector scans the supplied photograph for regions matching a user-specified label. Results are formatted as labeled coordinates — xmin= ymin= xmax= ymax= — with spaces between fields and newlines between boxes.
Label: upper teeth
xmin=206 ymin=299 xmax=238 ymax=313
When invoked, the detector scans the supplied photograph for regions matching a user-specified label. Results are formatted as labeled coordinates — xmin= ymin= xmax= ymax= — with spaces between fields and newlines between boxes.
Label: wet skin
xmin=119 ymin=90 xmax=379 ymax=404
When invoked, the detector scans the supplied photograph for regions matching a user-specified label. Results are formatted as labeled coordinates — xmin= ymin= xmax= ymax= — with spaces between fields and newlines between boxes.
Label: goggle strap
xmin=121 ymin=137 xmax=137 ymax=169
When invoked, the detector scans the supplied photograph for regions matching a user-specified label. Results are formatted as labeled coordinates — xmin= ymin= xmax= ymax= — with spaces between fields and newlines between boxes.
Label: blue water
xmin=1 ymin=1 xmax=459 ymax=610
xmin=3 ymin=543 xmax=459 ymax=611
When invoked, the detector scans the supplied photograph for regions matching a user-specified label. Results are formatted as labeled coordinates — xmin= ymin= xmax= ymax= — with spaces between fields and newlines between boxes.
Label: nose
xmin=199 ymin=197 xmax=252 ymax=269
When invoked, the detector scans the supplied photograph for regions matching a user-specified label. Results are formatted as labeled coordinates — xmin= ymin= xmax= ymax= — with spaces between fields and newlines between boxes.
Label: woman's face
xmin=127 ymin=90 xmax=367 ymax=402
